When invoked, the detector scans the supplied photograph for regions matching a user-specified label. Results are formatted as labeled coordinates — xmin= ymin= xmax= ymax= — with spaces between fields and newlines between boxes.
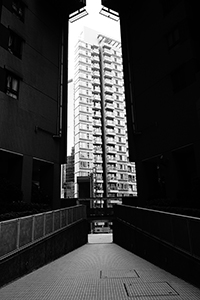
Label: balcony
xmin=78 ymin=65 xmax=91 ymax=72
xmin=93 ymin=103 xmax=101 ymax=110
xmin=93 ymin=129 xmax=102 ymax=135
xmin=92 ymin=47 xmax=99 ymax=55
xmin=106 ymin=128 xmax=115 ymax=135
xmin=106 ymin=120 xmax=115 ymax=127
xmin=93 ymin=94 xmax=101 ymax=101
xmin=96 ymin=168 xmax=103 ymax=173
xmin=93 ymin=78 xmax=100 ymax=85
xmin=113 ymin=72 xmax=123 ymax=79
xmin=94 ymin=156 xmax=103 ymax=163
xmin=107 ymin=165 xmax=117 ymax=172
xmin=103 ymin=47 xmax=112 ymax=55
xmin=104 ymin=79 xmax=113 ymax=86
xmin=103 ymin=55 xmax=112 ymax=63
xmin=93 ymin=71 xmax=100 ymax=78
xmin=107 ymin=186 xmax=118 ymax=192
xmin=94 ymin=146 xmax=103 ymax=153
xmin=107 ymin=176 xmax=118 ymax=183
xmin=94 ymin=138 xmax=102 ymax=145
xmin=113 ymin=80 xmax=123 ymax=87
xmin=107 ymin=155 xmax=116 ymax=162
xmin=91 ymin=55 xmax=100 ymax=62
xmin=107 ymin=147 xmax=116 ymax=154
xmin=92 ymin=63 xmax=100 ymax=70
xmin=105 ymin=111 xmax=114 ymax=119
xmin=104 ymin=71 xmax=113 ymax=78
xmin=93 ymin=87 xmax=101 ymax=93
xmin=104 ymin=87 xmax=113 ymax=94
xmin=107 ymin=137 xmax=115 ymax=144
xmin=95 ymin=177 xmax=103 ymax=183
xmin=93 ymin=120 xmax=102 ymax=126
xmin=104 ymin=63 xmax=113 ymax=71
xmin=93 ymin=112 xmax=101 ymax=118
xmin=105 ymin=102 xmax=114 ymax=110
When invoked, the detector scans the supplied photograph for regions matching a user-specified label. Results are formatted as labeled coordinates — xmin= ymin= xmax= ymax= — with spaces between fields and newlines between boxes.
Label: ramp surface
xmin=0 ymin=234 xmax=200 ymax=299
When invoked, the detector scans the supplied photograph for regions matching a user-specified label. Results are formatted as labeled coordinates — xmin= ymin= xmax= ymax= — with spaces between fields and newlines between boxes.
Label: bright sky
xmin=67 ymin=0 xmax=121 ymax=154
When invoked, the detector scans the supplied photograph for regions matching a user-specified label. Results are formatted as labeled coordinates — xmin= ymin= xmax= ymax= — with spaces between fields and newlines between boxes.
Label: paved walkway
xmin=0 ymin=234 xmax=200 ymax=299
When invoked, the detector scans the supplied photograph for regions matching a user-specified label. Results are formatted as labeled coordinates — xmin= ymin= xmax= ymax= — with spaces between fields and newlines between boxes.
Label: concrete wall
xmin=113 ymin=205 xmax=200 ymax=287
xmin=104 ymin=0 xmax=200 ymax=205
xmin=0 ymin=205 xmax=88 ymax=287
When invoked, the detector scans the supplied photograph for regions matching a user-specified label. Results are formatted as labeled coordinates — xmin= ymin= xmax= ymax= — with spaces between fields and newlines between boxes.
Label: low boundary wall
xmin=113 ymin=205 xmax=200 ymax=287
xmin=0 ymin=205 xmax=88 ymax=287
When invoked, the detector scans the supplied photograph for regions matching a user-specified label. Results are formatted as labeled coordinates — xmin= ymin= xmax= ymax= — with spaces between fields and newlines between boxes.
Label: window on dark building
xmin=8 ymin=30 xmax=23 ymax=58
xmin=171 ymin=60 xmax=196 ymax=93
xmin=167 ymin=27 xmax=180 ymax=49
xmin=6 ymin=72 xmax=20 ymax=99
xmin=160 ymin=0 xmax=182 ymax=16
xmin=12 ymin=0 xmax=25 ymax=22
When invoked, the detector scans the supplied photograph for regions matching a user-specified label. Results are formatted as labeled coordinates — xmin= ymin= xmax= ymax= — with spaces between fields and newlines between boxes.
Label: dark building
xmin=1 ymin=0 xmax=200 ymax=208
xmin=0 ymin=0 xmax=85 ymax=207
xmin=103 ymin=0 xmax=200 ymax=206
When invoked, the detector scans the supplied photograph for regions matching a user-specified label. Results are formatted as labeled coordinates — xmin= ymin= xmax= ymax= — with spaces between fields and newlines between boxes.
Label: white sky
xmin=67 ymin=0 xmax=121 ymax=154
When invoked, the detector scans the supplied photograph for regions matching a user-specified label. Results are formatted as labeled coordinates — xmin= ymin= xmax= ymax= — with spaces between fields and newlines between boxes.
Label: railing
xmin=0 ymin=205 xmax=86 ymax=260
xmin=114 ymin=205 xmax=200 ymax=261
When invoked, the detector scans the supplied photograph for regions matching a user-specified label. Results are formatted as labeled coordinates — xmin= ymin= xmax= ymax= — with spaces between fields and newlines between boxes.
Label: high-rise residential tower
xmin=74 ymin=27 xmax=137 ymax=198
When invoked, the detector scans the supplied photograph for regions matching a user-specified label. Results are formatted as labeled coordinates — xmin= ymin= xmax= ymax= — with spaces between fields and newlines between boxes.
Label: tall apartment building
xmin=65 ymin=147 xmax=75 ymax=198
xmin=74 ymin=27 xmax=137 ymax=198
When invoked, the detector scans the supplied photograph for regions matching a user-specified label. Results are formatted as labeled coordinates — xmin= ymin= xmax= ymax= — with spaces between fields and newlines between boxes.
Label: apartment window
xmin=160 ymin=0 xmax=182 ymax=16
xmin=115 ymin=79 xmax=118 ymax=84
xmin=8 ymin=30 xmax=23 ymax=59
xmin=6 ymin=72 xmax=20 ymax=99
xmin=115 ymin=72 xmax=118 ymax=77
xmin=12 ymin=0 xmax=25 ymax=21
xmin=80 ymin=161 xmax=90 ymax=168
xmin=170 ymin=60 xmax=196 ymax=93
xmin=167 ymin=27 xmax=180 ymax=49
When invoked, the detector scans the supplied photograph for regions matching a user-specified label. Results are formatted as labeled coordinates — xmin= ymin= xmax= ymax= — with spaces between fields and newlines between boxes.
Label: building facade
xmin=0 ymin=0 xmax=85 ymax=207
xmin=102 ymin=0 xmax=200 ymax=206
xmin=73 ymin=27 xmax=137 ymax=198
xmin=65 ymin=147 xmax=75 ymax=198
